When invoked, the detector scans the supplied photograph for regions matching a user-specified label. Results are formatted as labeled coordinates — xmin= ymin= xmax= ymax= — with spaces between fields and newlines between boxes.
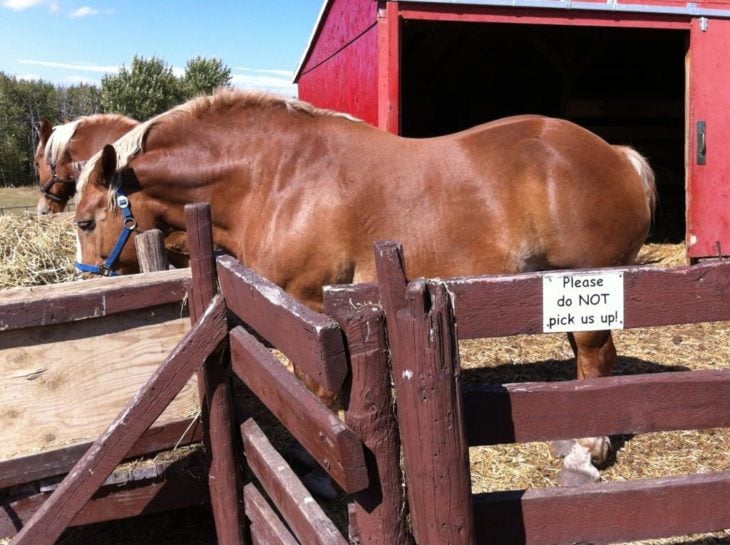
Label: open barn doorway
xmin=400 ymin=21 xmax=688 ymax=242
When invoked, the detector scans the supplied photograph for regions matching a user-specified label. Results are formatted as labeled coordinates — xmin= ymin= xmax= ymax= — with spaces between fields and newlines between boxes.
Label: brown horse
xmin=74 ymin=89 xmax=656 ymax=483
xmin=35 ymin=114 xmax=138 ymax=214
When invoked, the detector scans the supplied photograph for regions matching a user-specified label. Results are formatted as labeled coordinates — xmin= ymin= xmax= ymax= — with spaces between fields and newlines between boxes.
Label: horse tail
xmin=614 ymin=145 xmax=657 ymax=220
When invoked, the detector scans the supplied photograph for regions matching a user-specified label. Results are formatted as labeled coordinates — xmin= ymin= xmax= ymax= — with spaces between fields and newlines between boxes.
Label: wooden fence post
xmin=185 ymin=203 xmax=247 ymax=545
xmin=375 ymin=240 xmax=475 ymax=545
xmin=323 ymin=299 xmax=411 ymax=545
xmin=134 ymin=229 xmax=170 ymax=272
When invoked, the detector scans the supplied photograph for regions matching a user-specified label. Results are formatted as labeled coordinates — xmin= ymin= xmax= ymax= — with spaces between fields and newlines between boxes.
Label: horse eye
xmin=76 ymin=219 xmax=96 ymax=231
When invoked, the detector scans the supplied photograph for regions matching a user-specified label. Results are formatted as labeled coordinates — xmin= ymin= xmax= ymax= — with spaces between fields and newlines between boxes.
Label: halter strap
xmin=75 ymin=186 xmax=137 ymax=276
xmin=39 ymin=162 xmax=77 ymax=203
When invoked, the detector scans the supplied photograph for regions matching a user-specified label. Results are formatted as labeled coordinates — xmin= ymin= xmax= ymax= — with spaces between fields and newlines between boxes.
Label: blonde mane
xmin=44 ymin=120 xmax=81 ymax=166
xmin=77 ymin=89 xmax=360 ymax=202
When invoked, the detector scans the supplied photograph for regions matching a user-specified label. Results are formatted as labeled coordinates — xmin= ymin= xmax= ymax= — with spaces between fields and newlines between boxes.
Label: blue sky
xmin=0 ymin=0 xmax=325 ymax=96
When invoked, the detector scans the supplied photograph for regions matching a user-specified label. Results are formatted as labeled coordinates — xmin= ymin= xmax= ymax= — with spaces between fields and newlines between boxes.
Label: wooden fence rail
xmin=7 ymin=216 xmax=730 ymax=545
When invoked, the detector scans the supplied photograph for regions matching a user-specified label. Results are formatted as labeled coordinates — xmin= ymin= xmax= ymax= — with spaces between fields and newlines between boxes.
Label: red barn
xmin=295 ymin=0 xmax=730 ymax=260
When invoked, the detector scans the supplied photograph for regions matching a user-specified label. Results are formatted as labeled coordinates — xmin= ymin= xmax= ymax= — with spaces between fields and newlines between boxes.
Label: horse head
xmin=74 ymin=145 xmax=153 ymax=276
xmin=35 ymin=118 xmax=82 ymax=215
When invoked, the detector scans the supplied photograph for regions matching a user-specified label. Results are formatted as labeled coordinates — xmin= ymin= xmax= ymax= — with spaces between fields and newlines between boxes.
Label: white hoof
xmin=557 ymin=442 xmax=601 ymax=486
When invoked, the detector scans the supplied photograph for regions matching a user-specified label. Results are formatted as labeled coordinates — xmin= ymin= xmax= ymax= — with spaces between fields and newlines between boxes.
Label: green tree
xmin=101 ymin=55 xmax=184 ymax=120
xmin=182 ymin=56 xmax=232 ymax=98
xmin=0 ymin=72 xmax=58 ymax=186
xmin=58 ymin=83 xmax=102 ymax=120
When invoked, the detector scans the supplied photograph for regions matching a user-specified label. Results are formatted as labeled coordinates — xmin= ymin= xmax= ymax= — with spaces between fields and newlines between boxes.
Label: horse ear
xmin=100 ymin=145 xmax=117 ymax=181
xmin=39 ymin=118 xmax=53 ymax=144
xmin=92 ymin=145 xmax=117 ymax=188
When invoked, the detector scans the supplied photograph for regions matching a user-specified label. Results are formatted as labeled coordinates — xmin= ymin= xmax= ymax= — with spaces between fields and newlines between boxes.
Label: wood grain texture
xmin=0 ymin=268 xmax=192 ymax=331
xmin=473 ymin=471 xmax=730 ymax=545
xmin=217 ymin=255 xmax=348 ymax=392
xmin=464 ymin=368 xmax=730 ymax=446
xmin=447 ymin=260 xmax=730 ymax=339
xmin=374 ymin=241 xmax=474 ymax=545
xmin=1 ymin=465 xmax=208 ymax=538
xmin=10 ymin=294 xmax=227 ymax=545
xmin=230 ymin=326 xmax=368 ymax=494
xmin=325 ymin=260 xmax=730 ymax=339
xmin=0 ymin=418 xmax=202 ymax=489
xmin=1 ymin=303 xmax=196 ymax=460
xmin=134 ymin=229 xmax=170 ymax=273
xmin=323 ymin=302 xmax=409 ymax=545
xmin=393 ymin=281 xmax=475 ymax=545
xmin=185 ymin=202 xmax=246 ymax=545
xmin=241 ymin=419 xmax=347 ymax=545
xmin=243 ymin=483 xmax=298 ymax=545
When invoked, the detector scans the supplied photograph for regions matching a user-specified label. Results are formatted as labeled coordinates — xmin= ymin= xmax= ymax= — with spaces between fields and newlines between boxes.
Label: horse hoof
xmin=549 ymin=439 xmax=576 ymax=459
xmin=557 ymin=442 xmax=601 ymax=486
xmin=556 ymin=465 xmax=600 ymax=487
xmin=301 ymin=468 xmax=338 ymax=500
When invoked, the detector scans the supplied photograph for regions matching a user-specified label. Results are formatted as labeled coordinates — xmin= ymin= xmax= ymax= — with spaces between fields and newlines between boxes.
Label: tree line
xmin=0 ymin=55 xmax=232 ymax=187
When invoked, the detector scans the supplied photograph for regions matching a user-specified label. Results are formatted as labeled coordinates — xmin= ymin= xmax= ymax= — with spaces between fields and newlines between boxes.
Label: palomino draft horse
xmin=35 ymin=114 xmax=138 ymax=214
xmin=74 ymin=89 xmax=656 ymax=484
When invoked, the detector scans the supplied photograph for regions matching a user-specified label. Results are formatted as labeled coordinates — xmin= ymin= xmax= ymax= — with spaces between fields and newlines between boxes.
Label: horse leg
xmin=553 ymin=330 xmax=616 ymax=486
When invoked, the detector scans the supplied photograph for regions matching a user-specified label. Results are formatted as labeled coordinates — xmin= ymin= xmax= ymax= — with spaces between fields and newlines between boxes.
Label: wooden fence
xmin=3 ymin=206 xmax=730 ymax=544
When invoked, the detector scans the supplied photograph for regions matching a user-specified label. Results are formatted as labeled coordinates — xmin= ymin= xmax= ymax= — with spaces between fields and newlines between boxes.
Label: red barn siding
xmin=297 ymin=0 xmax=379 ymax=125
xmin=687 ymin=16 xmax=730 ymax=258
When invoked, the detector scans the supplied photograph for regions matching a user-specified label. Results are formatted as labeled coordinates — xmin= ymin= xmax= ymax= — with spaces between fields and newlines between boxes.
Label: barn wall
xmin=297 ymin=0 xmax=379 ymax=124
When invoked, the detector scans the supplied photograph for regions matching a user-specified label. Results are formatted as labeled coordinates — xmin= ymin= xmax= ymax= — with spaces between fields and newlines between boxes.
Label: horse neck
xmin=73 ymin=118 xmax=139 ymax=161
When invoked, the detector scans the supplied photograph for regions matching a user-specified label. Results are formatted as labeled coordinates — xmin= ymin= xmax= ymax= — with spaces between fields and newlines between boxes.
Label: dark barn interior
xmin=400 ymin=21 xmax=688 ymax=242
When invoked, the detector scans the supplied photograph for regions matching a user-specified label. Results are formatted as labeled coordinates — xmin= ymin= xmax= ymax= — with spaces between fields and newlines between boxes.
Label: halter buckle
xmin=117 ymin=195 xmax=130 ymax=209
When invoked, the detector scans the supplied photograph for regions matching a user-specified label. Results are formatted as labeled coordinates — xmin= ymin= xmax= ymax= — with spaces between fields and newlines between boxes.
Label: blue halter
xmin=75 ymin=186 xmax=137 ymax=277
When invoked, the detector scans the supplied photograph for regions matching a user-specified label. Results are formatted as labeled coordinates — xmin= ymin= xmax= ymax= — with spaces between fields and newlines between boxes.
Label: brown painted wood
xmin=1 ymin=467 xmax=209 ymax=538
xmin=375 ymin=241 xmax=474 ymax=544
xmin=464 ymin=368 xmax=730 ymax=446
xmin=230 ymin=326 xmax=368 ymax=493
xmin=241 ymin=419 xmax=348 ymax=545
xmin=322 ymin=282 xmax=379 ymax=312
xmin=0 ymin=268 xmax=192 ymax=331
xmin=243 ymin=483 xmax=298 ymax=545
xmin=392 ymin=280 xmax=475 ymax=545
xmin=473 ymin=471 xmax=730 ymax=545
xmin=186 ymin=204 xmax=217 ymax=324
xmin=325 ymin=260 xmax=730 ymax=339
xmin=446 ymin=260 xmax=730 ymax=339
xmin=217 ymin=255 xmax=348 ymax=392
xmin=135 ymin=229 xmax=170 ymax=273
xmin=0 ymin=418 xmax=202 ymax=489
xmin=322 ymin=301 xmax=410 ymax=545
xmin=185 ymin=203 xmax=247 ymax=545
xmin=10 ymin=294 xmax=227 ymax=545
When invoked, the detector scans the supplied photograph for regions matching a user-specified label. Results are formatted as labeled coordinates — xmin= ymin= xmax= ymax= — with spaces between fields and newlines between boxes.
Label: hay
xmin=0 ymin=213 xmax=77 ymax=288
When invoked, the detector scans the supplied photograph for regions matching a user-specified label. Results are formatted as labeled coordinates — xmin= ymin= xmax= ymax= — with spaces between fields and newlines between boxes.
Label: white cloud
xmin=2 ymin=0 xmax=44 ymax=9
xmin=2 ymin=0 xmax=60 ymax=11
xmin=68 ymin=6 xmax=97 ymax=18
xmin=230 ymin=67 xmax=296 ymax=96
xmin=17 ymin=58 xmax=120 ymax=74
xmin=233 ymin=66 xmax=294 ymax=79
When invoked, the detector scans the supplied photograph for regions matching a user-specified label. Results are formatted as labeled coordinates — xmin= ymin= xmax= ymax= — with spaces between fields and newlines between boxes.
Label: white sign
xmin=542 ymin=271 xmax=624 ymax=333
